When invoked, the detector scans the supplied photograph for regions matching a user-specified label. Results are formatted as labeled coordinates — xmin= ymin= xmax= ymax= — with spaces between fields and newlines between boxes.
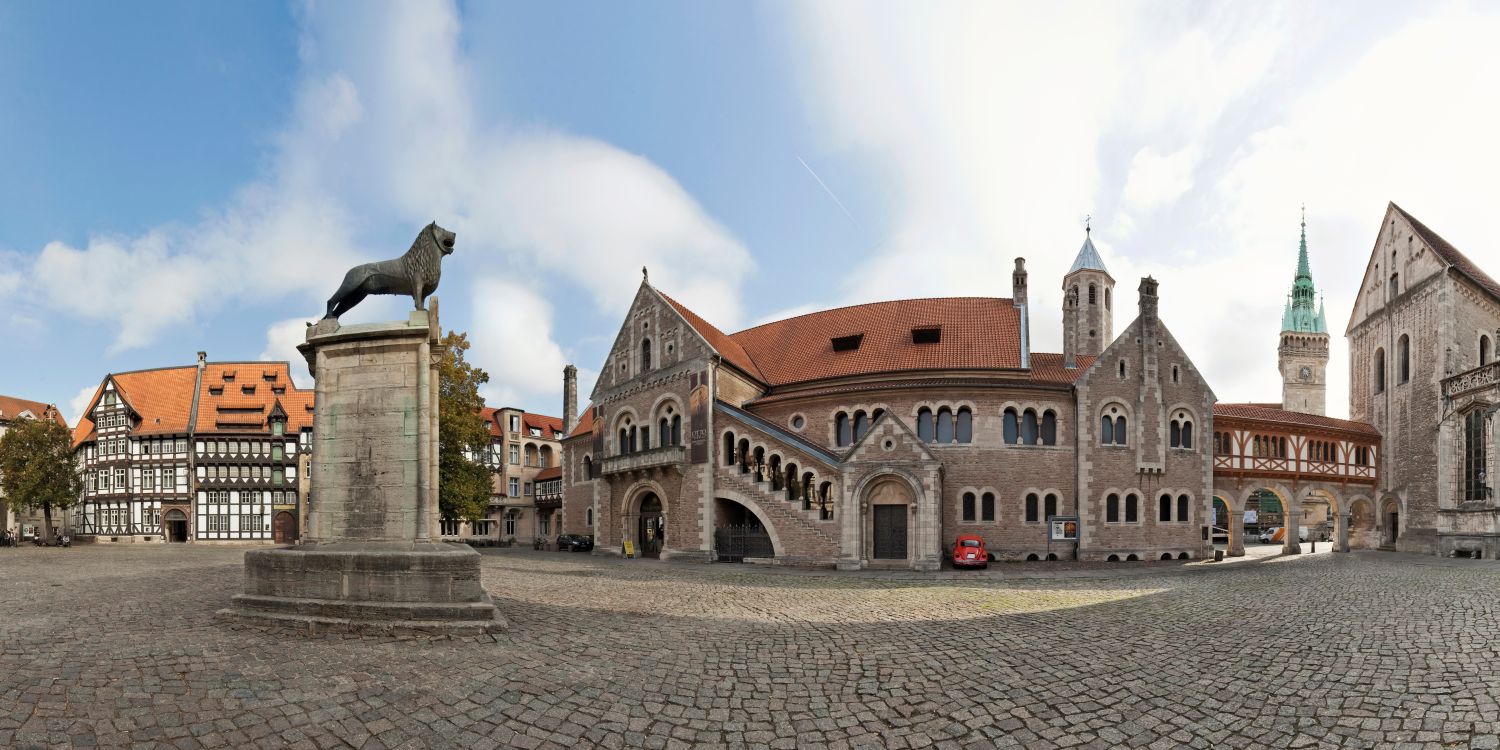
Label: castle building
xmin=1280 ymin=209 xmax=1331 ymax=415
xmin=70 ymin=354 xmax=313 ymax=543
xmin=561 ymin=233 xmax=1218 ymax=568
xmin=0 ymin=395 xmax=69 ymax=535
xmin=1348 ymin=203 xmax=1500 ymax=557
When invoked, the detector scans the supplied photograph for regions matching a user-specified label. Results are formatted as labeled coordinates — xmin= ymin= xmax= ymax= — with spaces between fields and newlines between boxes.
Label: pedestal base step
xmin=219 ymin=592 xmax=507 ymax=636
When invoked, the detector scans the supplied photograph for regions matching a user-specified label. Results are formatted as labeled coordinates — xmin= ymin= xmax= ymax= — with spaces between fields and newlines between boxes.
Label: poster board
xmin=1049 ymin=516 xmax=1079 ymax=541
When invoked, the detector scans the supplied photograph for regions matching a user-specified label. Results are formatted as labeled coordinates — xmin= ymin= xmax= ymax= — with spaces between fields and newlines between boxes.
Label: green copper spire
xmin=1281 ymin=205 xmax=1327 ymax=333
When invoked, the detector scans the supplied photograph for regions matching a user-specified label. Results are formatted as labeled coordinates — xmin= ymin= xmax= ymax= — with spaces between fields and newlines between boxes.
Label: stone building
xmin=1348 ymin=203 xmax=1500 ymax=557
xmin=443 ymin=405 xmax=565 ymax=543
xmin=71 ymin=354 xmax=313 ymax=543
xmin=0 ymin=394 xmax=69 ymax=536
xmin=561 ymin=234 xmax=1218 ymax=569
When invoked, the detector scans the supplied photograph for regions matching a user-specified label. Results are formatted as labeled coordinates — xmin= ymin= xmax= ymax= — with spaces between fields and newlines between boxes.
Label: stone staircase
xmin=715 ymin=467 xmax=840 ymax=554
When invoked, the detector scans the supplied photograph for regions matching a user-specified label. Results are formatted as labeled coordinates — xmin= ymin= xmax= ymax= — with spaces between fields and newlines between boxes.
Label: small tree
xmin=438 ymin=331 xmax=495 ymax=524
xmin=0 ymin=418 xmax=82 ymax=542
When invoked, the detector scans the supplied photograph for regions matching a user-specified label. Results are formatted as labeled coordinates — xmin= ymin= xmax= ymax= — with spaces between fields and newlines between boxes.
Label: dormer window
xmin=241 ymin=385 xmax=256 ymax=395
xmin=208 ymin=386 xmax=224 ymax=395
xmin=271 ymin=418 xmax=285 ymax=436
xmin=831 ymin=334 xmax=864 ymax=352
xmin=912 ymin=326 xmax=941 ymax=344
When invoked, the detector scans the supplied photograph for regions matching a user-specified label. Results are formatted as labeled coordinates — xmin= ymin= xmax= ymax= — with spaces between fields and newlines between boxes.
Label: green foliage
xmin=437 ymin=331 xmax=494 ymax=522
xmin=0 ymin=418 xmax=82 ymax=539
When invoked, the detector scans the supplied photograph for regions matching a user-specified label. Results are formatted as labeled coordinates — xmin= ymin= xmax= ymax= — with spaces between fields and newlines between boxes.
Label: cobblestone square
xmin=2 ymin=545 xmax=1498 ymax=749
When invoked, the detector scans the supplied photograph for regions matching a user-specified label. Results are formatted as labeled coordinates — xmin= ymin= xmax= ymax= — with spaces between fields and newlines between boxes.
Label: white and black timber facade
xmin=72 ymin=353 xmax=314 ymax=543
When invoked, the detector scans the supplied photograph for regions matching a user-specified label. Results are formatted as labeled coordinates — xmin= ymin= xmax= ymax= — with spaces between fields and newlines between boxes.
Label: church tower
xmin=1062 ymin=223 xmax=1114 ymax=367
xmin=1279 ymin=207 xmax=1330 ymax=415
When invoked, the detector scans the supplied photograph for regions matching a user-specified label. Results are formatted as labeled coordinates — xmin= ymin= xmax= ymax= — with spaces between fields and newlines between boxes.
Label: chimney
xmin=563 ymin=364 xmax=578 ymax=434
xmin=1011 ymin=257 xmax=1028 ymax=306
xmin=197 ymin=351 xmax=207 ymax=366
xmin=1138 ymin=276 xmax=1159 ymax=322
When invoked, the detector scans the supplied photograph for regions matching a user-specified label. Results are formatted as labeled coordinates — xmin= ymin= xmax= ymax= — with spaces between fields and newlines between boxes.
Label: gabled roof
xmin=534 ymin=466 xmax=562 ymax=482
xmin=659 ymin=292 xmax=765 ymax=381
xmin=1067 ymin=232 xmax=1110 ymax=276
xmin=522 ymin=412 xmax=565 ymax=438
xmin=0 ymin=395 xmax=66 ymax=428
xmin=1213 ymin=403 xmax=1379 ymax=436
xmin=75 ymin=366 xmax=199 ymax=444
xmin=1027 ymin=353 xmax=1096 ymax=384
xmin=567 ymin=405 xmax=595 ymax=439
xmin=1390 ymin=203 xmax=1500 ymax=300
xmin=663 ymin=294 xmax=1025 ymax=389
xmin=196 ymin=363 xmax=312 ymax=433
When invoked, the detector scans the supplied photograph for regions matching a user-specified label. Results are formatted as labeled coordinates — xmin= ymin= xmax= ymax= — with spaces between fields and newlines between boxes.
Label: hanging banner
xmin=689 ymin=372 xmax=709 ymax=464
xmin=590 ymin=405 xmax=604 ymax=477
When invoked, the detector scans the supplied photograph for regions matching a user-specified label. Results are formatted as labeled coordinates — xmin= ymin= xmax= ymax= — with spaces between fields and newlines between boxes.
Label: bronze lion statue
xmin=324 ymin=222 xmax=455 ymax=320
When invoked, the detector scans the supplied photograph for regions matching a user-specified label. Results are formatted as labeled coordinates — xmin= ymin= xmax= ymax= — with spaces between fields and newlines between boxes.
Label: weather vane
xmin=1084 ymin=214 xmax=1092 ymax=235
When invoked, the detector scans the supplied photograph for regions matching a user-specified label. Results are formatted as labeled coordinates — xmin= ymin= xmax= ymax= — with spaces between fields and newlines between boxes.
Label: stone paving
xmin=2 ymin=545 xmax=1499 ymax=749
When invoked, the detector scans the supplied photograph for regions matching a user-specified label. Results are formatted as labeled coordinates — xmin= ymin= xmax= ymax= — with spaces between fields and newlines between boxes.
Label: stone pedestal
xmin=221 ymin=307 xmax=505 ymax=634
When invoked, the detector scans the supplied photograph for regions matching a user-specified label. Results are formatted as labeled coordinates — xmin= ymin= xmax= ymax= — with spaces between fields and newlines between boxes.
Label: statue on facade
xmin=323 ymin=222 xmax=456 ymax=320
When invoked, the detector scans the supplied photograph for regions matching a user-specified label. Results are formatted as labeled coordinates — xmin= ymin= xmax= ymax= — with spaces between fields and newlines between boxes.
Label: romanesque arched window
xmin=1125 ymin=493 xmax=1139 ymax=523
xmin=723 ymin=432 xmax=736 ymax=466
xmin=641 ymin=338 xmax=652 ymax=372
xmin=659 ymin=417 xmax=670 ymax=447
xmin=1159 ymin=493 xmax=1172 ymax=522
xmin=1177 ymin=494 xmax=1189 ymax=522
xmin=818 ymin=481 xmax=834 ymax=520
xmin=583 ymin=455 xmax=593 ymax=479
xmin=1041 ymin=410 xmax=1057 ymax=446
xmin=1397 ymin=334 xmax=1410 ymax=384
xmin=738 ymin=438 xmax=750 ymax=472
xmin=981 ymin=492 xmax=995 ymax=522
xmin=1101 ymin=415 xmax=1113 ymax=445
xmin=801 ymin=472 xmax=815 ymax=510
xmin=671 ymin=415 xmax=681 ymax=446
xmin=1482 ymin=335 xmax=1491 ymax=366
xmin=962 ymin=492 xmax=976 ymax=522
xmin=936 ymin=407 xmax=954 ymax=443
xmin=1088 ymin=284 xmax=1097 ymax=305
xmin=1374 ymin=348 xmax=1386 ymax=393
xmin=1106 ymin=493 xmax=1120 ymax=523
xmin=853 ymin=411 xmax=870 ymax=442
xmin=1044 ymin=493 xmax=1057 ymax=520
xmin=955 ymin=407 xmax=972 ymax=444
xmin=1025 ymin=493 xmax=1039 ymax=523
xmin=836 ymin=412 xmax=852 ymax=447
xmin=917 ymin=407 xmax=934 ymax=442
xmin=1021 ymin=409 xmax=1038 ymax=445
xmin=1004 ymin=408 xmax=1020 ymax=444
xmin=1105 ymin=287 xmax=1111 ymax=310
xmin=1115 ymin=416 xmax=1127 ymax=445
xmin=1170 ymin=413 xmax=1194 ymax=449
xmin=785 ymin=462 xmax=798 ymax=501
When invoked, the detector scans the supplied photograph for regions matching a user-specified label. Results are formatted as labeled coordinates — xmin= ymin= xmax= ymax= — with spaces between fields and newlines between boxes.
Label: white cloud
xmin=785 ymin=1 xmax=1500 ymax=419
xmin=67 ymin=384 xmax=98 ymax=428
xmin=259 ymin=318 xmax=314 ymax=388
xmin=468 ymin=277 xmax=570 ymax=409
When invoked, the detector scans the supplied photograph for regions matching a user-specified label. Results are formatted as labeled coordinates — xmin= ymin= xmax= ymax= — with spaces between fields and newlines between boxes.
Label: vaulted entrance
xmin=873 ymin=505 xmax=908 ymax=559
xmin=165 ymin=509 xmax=188 ymax=543
xmin=637 ymin=493 xmax=664 ymax=558
xmin=272 ymin=511 xmax=297 ymax=544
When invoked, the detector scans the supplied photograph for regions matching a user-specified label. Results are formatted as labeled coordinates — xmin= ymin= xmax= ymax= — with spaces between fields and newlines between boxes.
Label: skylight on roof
xmin=831 ymin=334 xmax=864 ymax=352
xmin=912 ymin=326 xmax=941 ymax=344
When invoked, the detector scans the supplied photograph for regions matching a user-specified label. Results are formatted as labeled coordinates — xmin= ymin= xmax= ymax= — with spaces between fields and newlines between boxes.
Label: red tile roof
xmin=660 ymin=292 xmax=765 ymax=381
xmin=567 ymin=405 xmax=595 ymax=439
xmin=665 ymin=294 xmax=1025 ymax=388
xmin=534 ymin=466 xmax=562 ymax=481
xmin=0 ymin=395 xmax=66 ymax=427
xmin=73 ymin=361 xmax=314 ymax=447
xmin=523 ymin=412 xmax=565 ymax=437
xmin=1213 ymin=403 xmax=1379 ymax=436
xmin=1391 ymin=203 xmax=1500 ymax=300
xmin=1027 ymin=353 xmax=1096 ymax=384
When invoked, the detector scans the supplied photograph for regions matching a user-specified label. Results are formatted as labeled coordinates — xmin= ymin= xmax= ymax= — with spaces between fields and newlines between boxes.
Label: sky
xmin=3 ymin=0 xmax=1500 ymax=424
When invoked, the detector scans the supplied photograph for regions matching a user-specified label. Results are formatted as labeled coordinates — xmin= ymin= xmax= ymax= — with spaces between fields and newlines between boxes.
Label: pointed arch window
xmin=1466 ymin=409 xmax=1488 ymax=502
xmin=671 ymin=415 xmax=682 ymax=446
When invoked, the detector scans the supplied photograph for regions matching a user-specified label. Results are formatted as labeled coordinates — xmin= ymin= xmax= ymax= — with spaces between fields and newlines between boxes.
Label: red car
xmin=952 ymin=535 xmax=989 ymax=568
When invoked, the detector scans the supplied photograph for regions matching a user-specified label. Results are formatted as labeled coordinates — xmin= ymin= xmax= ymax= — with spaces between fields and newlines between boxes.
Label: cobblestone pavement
xmin=2 ymin=545 xmax=1499 ymax=749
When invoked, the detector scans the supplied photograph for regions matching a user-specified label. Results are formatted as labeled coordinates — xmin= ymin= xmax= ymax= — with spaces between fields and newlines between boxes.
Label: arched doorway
xmin=165 ymin=509 xmax=188 ymax=543
xmin=272 ymin=511 xmax=297 ymax=544
xmin=1349 ymin=498 xmax=1375 ymax=548
xmin=713 ymin=497 xmax=775 ymax=562
xmin=863 ymin=478 xmax=914 ymax=562
xmin=1381 ymin=498 xmax=1400 ymax=548
xmin=637 ymin=493 xmax=664 ymax=558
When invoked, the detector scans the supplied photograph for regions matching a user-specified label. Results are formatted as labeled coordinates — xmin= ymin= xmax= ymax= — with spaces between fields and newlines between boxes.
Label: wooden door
xmin=873 ymin=505 xmax=908 ymax=559
xmin=272 ymin=511 xmax=296 ymax=544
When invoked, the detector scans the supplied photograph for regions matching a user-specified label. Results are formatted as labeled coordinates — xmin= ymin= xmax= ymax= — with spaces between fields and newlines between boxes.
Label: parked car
xmin=951 ymin=535 xmax=989 ymax=569
xmin=557 ymin=534 xmax=594 ymax=552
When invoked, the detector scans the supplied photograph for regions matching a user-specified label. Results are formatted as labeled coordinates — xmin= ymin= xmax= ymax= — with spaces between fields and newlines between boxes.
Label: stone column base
xmin=218 ymin=542 xmax=506 ymax=635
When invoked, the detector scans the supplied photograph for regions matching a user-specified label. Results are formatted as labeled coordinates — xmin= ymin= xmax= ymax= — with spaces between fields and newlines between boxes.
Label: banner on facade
xmin=1049 ymin=516 xmax=1079 ymax=541
xmin=688 ymin=373 xmax=709 ymax=464
xmin=591 ymin=405 xmax=604 ymax=477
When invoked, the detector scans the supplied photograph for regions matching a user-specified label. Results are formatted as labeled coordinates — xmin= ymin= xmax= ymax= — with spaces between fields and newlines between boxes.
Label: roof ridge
xmin=729 ymin=296 xmax=1013 ymax=336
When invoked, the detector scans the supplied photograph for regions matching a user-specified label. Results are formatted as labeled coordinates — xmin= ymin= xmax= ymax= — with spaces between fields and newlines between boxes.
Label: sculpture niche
xmin=324 ymin=222 xmax=456 ymax=320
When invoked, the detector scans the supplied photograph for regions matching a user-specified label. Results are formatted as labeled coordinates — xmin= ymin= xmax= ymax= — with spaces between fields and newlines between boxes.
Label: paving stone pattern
xmin=2 ymin=545 xmax=1499 ymax=749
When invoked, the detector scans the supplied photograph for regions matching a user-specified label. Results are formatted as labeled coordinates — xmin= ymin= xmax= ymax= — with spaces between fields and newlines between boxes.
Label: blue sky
xmin=4 ymin=1 xmax=1500 ymax=422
